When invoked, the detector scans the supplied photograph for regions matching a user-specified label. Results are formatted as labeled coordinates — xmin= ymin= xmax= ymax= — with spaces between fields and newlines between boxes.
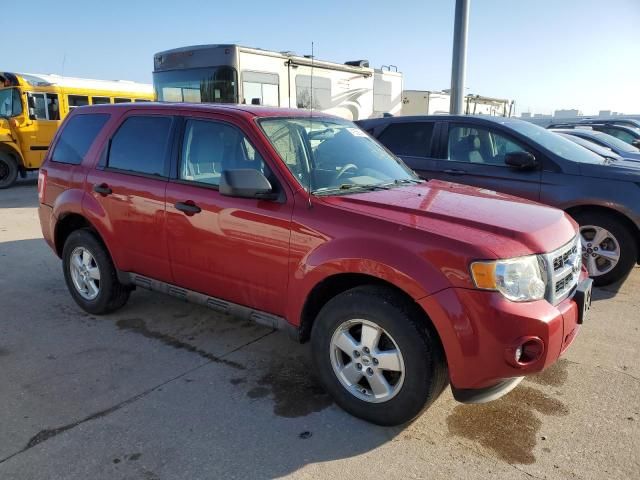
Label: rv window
xmin=296 ymin=75 xmax=331 ymax=110
xmin=241 ymin=71 xmax=279 ymax=107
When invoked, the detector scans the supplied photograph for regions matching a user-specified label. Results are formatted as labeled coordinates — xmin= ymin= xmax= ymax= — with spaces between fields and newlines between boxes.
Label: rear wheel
xmin=62 ymin=229 xmax=130 ymax=314
xmin=572 ymin=211 xmax=637 ymax=286
xmin=311 ymin=285 xmax=447 ymax=426
xmin=0 ymin=152 xmax=18 ymax=189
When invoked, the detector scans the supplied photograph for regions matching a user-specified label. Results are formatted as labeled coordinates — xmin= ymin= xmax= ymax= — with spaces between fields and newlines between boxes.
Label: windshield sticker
xmin=346 ymin=127 xmax=368 ymax=137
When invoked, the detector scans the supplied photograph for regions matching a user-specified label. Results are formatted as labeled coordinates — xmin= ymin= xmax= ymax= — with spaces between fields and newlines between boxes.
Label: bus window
xmin=114 ymin=98 xmax=131 ymax=103
xmin=134 ymin=99 xmax=151 ymax=102
xmin=47 ymin=94 xmax=60 ymax=120
xmin=68 ymin=95 xmax=89 ymax=109
xmin=27 ymin=93 xmax=47 ymax=119
xmin=92 ymin=96 xmax=110 ymax=105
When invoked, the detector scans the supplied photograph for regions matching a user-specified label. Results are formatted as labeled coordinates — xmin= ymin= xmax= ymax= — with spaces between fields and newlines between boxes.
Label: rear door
xmin=164 ymin=114 xmax=293 ymax=316
xmin=426 ymin=122 xmax=542 ymax=201
xmin=375 ymin=120 xmax=440 ymax=176
xmin=85 ymin=112 xmax=175 ymax=282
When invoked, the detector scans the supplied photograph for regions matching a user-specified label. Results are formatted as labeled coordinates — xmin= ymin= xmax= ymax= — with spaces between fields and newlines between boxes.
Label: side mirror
xmin=631 ymin=139 xmax=640 ymax=148
xmin=505 ymin=151 xmax=538 ymax=170
xmin=28 ymin=107 xmax=36 ymax=120
xmin=219 ymin=169 xmax=277 ymax=200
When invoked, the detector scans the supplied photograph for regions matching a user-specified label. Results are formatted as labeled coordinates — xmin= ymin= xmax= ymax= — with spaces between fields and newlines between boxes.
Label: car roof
xmin=69 ymin=102 xmax=338 ymax=120
xmin=357 ymin=114 xmax=522 ymax=127
xmin=550 ymin=128 xmax=605 ymax=137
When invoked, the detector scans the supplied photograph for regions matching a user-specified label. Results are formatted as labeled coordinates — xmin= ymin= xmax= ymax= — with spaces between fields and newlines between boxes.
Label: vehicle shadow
xmin=0 ymin=180 xmax=38 ymax=209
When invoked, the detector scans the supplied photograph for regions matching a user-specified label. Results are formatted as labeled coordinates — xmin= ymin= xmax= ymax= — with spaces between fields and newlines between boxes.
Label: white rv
xmin=401 ymin=90 xmax=514 ymax=117
xmin=153 ymin=44 xmax=403 ymax=120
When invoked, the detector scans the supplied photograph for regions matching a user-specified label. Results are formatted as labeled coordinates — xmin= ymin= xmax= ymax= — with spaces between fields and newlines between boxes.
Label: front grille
xmin=542 ymin=236 xmax=581 ymax=305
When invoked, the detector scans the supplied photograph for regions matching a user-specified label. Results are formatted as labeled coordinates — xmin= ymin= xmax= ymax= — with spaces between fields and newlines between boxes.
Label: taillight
xmin=38 ymin=169 xmax=47 ymax=204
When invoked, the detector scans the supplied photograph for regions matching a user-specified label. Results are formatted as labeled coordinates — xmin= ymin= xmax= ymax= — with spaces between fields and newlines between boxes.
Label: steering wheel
xmin=333 ymin=163 xmax=358 ymax=183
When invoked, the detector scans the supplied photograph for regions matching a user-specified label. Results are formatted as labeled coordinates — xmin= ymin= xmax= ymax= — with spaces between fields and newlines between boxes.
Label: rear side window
xmin=107 ymin=116 xmax=172 ymax=176
xmin=377 ymin=122 xmax=434 ymax=157
xmin=50 ymin=114 xmax=110 ymax=165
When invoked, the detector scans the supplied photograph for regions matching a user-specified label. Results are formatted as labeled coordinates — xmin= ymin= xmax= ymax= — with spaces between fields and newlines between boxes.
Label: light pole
xmin=450 ymin=0 xmax=470 ymax=114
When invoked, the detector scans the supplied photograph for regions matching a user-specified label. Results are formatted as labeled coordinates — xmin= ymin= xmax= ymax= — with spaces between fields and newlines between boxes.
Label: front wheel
xmin=311 ymin=286 xmax=447 ymax=426
xmin=572 ymin=211 xmax=637 ymax=286
xmin=0 ymin=152 xmax=18 ymax=189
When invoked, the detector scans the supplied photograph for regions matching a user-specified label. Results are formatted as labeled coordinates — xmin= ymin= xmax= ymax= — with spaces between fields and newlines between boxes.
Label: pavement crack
xmin=563 ymin=359 xmax=640 ymax=382
xmin=0 ymin=328 xmax=278 ymax=465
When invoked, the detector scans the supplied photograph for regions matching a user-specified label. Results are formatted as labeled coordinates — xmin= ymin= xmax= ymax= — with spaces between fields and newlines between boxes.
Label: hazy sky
xmin=6 ymin=0 xmax=639 ymax=115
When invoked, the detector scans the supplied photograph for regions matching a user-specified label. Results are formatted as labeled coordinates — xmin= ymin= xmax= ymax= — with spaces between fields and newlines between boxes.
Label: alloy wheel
xmin=580 ymin=225 xmax=621 ymax=277
xmin=69 ymin=247 xmax=101 ymax=300
xmin=330 ymin=319 xmax=405 ymax=403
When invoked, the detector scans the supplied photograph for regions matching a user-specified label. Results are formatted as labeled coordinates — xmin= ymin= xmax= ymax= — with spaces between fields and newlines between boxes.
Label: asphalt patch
xmin=250 ymin=355 xmax=333 ymax=417
xmin=446 ymin=385 xmax=569 ymax=464
xmin=116 ymin=318 xmax=245 ymax=370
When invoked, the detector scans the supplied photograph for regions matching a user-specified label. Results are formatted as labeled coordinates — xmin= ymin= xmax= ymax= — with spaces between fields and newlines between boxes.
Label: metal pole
xmin=450 ymin=0 xmax=470 ymax=114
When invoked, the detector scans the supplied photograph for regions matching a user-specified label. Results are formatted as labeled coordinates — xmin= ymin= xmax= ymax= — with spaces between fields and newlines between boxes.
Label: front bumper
xmin=419 ymin=278 xmax=585 ymax=393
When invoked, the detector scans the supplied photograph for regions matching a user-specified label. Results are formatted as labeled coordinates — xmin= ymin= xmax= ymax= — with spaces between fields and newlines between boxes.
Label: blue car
xmin=550 ymin=128 xmax=640 ymax=162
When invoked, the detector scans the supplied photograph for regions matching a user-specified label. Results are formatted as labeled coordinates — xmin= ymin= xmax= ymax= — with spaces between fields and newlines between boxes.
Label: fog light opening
xmin=517 ymin=339 xmax=544 ymax=365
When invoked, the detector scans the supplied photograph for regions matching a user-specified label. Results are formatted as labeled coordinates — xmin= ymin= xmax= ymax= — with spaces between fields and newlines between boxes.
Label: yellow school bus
xmin=0 ymin=72 xmax=153 ymax=188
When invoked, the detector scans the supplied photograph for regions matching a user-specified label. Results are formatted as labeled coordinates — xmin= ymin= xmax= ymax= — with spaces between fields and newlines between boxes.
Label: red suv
xmin=38 ymin=103 xmax=592 ymax=425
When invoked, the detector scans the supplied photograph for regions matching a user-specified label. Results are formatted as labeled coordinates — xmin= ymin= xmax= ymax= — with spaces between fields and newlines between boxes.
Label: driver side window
xmin=447 ymin=124 xmax=529 ymax=166
xmin=179 ymin=119 xmax=267 ymax=187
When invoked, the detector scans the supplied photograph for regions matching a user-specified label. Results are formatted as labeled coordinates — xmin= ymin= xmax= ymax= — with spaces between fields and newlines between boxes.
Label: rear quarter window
xmin=50 ymin=114 xmax=110 ymax=165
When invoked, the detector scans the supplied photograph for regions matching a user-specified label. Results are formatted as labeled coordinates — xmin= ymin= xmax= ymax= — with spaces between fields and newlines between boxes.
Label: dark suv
xmin=358 ymin=115 xmax=640 ymax=285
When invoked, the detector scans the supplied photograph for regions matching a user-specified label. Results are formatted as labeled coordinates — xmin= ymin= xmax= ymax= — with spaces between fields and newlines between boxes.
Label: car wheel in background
xmin=62 ymin=229 xmax=130 ymax=314
xmin=0 ymin=152 xmax=18 ymax=189
xmin=572 ymin=211 xmax=637 ymax=286
xmin=311 ymin=285 xmax=448 ymax=426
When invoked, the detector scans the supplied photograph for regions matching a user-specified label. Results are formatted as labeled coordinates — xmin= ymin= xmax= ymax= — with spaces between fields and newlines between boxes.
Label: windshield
xmin=153 ymin=66 xmax=237 ymax=103
xmin=0 ymin=88 xmax=22 ymax=117
xmin=259 ymin=117 xmax=419 ymax=194
xmin=508 ymin=120 xmax=605 ymax=164
xmin=592 ymin=131 xmax=640 ymax=153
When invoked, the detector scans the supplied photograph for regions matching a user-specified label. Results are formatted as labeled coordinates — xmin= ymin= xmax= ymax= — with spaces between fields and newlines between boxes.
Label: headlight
xmin=470 ymin=255 xmax=546 ymax=302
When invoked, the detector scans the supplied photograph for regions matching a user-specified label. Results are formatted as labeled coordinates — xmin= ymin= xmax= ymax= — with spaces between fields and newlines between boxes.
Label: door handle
xmin=175 ymin=201 xmax=202 ymax=215
xmin=93 ymin=183 xmax=112 ymax=196
xmin=443 ymin=169 xmax=467 ymax=176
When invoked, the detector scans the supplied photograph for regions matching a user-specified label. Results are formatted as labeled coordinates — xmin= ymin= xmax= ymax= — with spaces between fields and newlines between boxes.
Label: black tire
xmin=62 ymin=229 xmax=130 ymax=314
xmin=572 ymin=211 xmax=638 ymax=286
xmin=311 ymin=285 xmax=448 ymax=426
xmin=0 ymin=152 xmax=19 ymax=189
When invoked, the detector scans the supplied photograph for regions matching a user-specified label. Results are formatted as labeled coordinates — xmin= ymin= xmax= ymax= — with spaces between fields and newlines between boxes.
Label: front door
xmin=428 ymin=122 xmax=542 ymax=202
xmin=85 ymin=113 xmax=174 ymax=282
xmin=19 ymin=92 xmax=62 ymax=168
xmin=165 ymin=116 xmax=293 ymax=316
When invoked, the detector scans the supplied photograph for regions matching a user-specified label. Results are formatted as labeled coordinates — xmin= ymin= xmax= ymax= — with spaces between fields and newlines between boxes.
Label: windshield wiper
xmin=393 ymin=178 xmax=423 ymax=184
xmin=313 ymin=183 xmax=391 ymax=195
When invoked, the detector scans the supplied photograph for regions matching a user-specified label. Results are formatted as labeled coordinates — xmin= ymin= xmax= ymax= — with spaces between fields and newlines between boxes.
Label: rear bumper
xmin=419 ymin=281 xmax=584 ymax=392
xmin=38 ymin=203 xmax=57 ymax=254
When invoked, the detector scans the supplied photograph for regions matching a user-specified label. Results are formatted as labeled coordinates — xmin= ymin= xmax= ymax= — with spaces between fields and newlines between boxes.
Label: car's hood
xmin=578 ymin=159 xmax=640 ymax=180
xmin=320 ymin=180 xmax=577 ymax=258
xmin=619 ymin=151 xmax=640 ymax=162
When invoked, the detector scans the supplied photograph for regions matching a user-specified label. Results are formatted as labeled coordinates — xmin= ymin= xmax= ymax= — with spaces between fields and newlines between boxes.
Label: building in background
xmin=400 ymin=90 xmax=513 ymax=116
